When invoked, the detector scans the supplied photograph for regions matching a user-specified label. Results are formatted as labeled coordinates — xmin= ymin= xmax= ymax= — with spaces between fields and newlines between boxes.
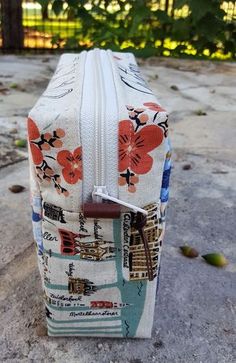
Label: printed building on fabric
xmin=129 ymin=203 xmax=162 ymax=281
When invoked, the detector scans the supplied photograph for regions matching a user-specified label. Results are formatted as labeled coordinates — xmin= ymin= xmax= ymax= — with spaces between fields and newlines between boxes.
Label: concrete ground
xmin=0 ymin=55 xmax=235 ymax=363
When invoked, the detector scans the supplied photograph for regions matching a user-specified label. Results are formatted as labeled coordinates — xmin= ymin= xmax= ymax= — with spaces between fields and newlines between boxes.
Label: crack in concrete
xmin=0 ymin=156 xmax=28 ymax=170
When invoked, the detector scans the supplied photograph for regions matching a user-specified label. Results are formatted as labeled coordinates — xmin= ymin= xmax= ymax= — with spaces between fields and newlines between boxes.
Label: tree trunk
xmin=67 ymin=8 xmax=75 ymax=21
xmin=1 ymin=0 xmax=24 ymax=50
xmin=42 ymin=6 xmax=49 ymax=20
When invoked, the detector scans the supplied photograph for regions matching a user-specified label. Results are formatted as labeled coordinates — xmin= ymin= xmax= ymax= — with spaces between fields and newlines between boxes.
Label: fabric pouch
xmin=28 ymin=49 xmax=171 ymax=338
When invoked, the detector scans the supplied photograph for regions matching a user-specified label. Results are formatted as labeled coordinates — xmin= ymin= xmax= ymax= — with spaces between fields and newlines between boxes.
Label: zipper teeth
xmin=99 ymin=50 xmax=106 ymax=186
xmin=81 ymin=49 xmax=118 ymax=203
xmin=80 ymin=50 xmax=95 ymax=203
xmin=94 ymin=49 xmax=100 ymax=186
xmin=94 ymin=49 xmax=106 ymax=187
xmin=81 ymin=50 xmax=150 ymax=216
xmin=106 ymin=50 xmax=119 ymax=197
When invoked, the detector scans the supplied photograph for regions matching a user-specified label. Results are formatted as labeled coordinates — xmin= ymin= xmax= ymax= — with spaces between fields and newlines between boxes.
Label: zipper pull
xmin=83 ymin=186 xmax=120 ymax=219
xmin=132 ymin=212 xmax=154 ymax=281
xmin=93 ymin=190 xmax=148 ymax=216
xmin=91 ymin=189 xmax=154 ymax=280
xmin=92 ymin=186 xmax=108 ymax=203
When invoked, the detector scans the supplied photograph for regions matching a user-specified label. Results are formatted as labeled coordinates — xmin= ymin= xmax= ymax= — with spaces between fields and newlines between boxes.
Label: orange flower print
xmin=27 ymin=117 xmax=43 ymax=165
xmin=119 ymin=120 xmax=163 ymax=174
xmin=57 ymin=147 xmax=83 ymax=184
xmin=27 ymin=117 xmax=65 ymax=165
xmin=27 ymin=118 xmax=68 ymax=196
xmin=143 ymin=102 xmax=166 ymax=112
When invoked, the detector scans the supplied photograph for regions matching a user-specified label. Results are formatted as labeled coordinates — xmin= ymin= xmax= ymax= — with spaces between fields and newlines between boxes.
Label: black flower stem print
xmin=126 ymin=106 xmax=149 ymax=132
xmin=28 ymin=117 xmax=69 ymax=197
xmin=51 ymin=175 xmax=68 ymax=196
xmin=31 ymin=129 xmax=65 ymax=151
xmin=119 ymin=169 xmax=139 ymax=193
xmin=153 ymin=112 xmax=159 ymax=123
xmin=45 ymin=154 xmax=56 ymax=160
xmin=36 ymin=159 xmax=69 ymax=196
xmin=157 ymin=115 xmax=169 ymax=137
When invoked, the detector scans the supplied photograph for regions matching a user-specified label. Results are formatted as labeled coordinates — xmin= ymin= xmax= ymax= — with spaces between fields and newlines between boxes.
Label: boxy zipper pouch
xmin=28 ymin=49 xmax=171 ymax=338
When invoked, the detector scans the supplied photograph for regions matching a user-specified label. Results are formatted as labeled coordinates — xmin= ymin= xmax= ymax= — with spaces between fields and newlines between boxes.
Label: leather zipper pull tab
xmin=133 ymin=212 xmax=154 ymax=281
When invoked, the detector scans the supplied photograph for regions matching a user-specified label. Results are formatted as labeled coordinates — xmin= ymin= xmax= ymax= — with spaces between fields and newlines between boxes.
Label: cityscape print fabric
xmin=28 ymin=50 xmax=171 ymax=338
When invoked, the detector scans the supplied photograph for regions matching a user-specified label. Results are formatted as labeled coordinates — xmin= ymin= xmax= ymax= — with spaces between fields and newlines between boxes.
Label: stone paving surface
xmin=0 ymin=55 xmax=236 ymax=363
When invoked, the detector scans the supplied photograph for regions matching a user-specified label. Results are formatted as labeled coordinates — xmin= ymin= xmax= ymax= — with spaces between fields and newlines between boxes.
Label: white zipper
xmin=80 ymin=49 xmax=147 ymax=216
xmin=94 ymin=48 xmax=105 ymax=188
xmin=81 ymin=49 xmax=118 ymax=202
xmin=93 ymin=49 xmax=108 ymax=202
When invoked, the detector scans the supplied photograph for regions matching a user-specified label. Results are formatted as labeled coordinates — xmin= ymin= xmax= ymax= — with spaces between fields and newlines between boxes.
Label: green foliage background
xmin=37 ymin=0 xmax=236 ymax=58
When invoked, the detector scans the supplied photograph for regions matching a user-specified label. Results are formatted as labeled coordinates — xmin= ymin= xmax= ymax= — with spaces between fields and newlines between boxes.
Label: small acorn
xmin=14 ymin=139 xmax=27 ymax=148
xmin=182 ymin=164 xmax=192 ymax=170
xmin=170 ymin=85 xmax=179 ymax=91
xmin=180 ymin=245 xmax=199 ymax=258
xmin=10 ymin=83 xmax=18 ymax=89
xmin=9 ymin=185 xmax=25 ymax=193
xmin=202 ymin=253 xmax=228 ymax=267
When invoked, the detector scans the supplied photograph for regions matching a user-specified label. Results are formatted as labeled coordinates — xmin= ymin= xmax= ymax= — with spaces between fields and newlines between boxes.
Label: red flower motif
xmin=119 ymin=120 xmax=163 ymax=174
xmin=27 ymin=117 xmax=43 ymax=165
xmin=143 ymin=102 xmax=166 ymax=112
xmin=57 ymin=147 xmax=82 ymax=184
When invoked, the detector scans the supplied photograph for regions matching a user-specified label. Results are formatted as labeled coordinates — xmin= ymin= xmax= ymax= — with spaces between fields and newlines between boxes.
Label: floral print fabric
xmin=57 ymin=147 xmax=83 ymax=185
xmin=27 ymin=117 xmax=83 ymax=197
xmin=28 ymin=50 xmax=171 ymax=339
xmin=118 ymin=103 xmax=168 ymax=193
xmin=119 ymin=120 xmax=163 ymax=174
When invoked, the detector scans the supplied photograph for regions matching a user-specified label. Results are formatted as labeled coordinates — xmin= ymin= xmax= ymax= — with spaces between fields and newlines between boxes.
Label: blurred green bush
xmin=37 ymin=0 xmax=236 ymax=59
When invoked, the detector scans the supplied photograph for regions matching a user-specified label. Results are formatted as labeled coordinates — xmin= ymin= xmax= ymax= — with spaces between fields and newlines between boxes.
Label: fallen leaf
xmin=0 ymin=87 xmax=10 ymax=95
xmin=36 ymin=324 xmax=47 ymax=337
xmin=212 ymin=170 xmax=228 ymax=174
xmin=9 ymin=127 xmax=18 ymax=134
